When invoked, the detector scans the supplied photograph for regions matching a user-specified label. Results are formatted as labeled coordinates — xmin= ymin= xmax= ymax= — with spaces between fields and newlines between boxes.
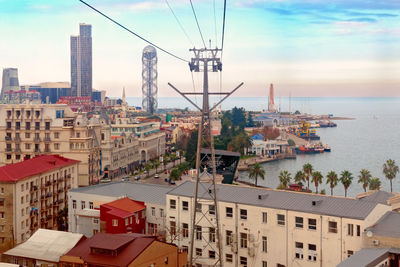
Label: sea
xmin=127 ymin=97 xmax=400 ymax=197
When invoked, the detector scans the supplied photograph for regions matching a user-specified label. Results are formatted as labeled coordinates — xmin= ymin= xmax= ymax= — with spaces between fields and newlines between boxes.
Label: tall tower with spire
xmin=121 ymin=87 xmax=127 ymax=116
xmin=268 ymin=83 xmax=275 ymax=112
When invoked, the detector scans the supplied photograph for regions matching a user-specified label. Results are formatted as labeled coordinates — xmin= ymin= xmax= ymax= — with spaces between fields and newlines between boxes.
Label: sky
xmin=0 ymin=0 xmax=399 ymax=98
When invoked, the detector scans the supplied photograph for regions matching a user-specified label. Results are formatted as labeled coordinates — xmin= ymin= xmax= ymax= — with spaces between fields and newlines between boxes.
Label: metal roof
xmin=70 ymin=181 xmax=172 ymax=205
xmin=200 ymin=148 xmax=240 ymax=157
xmin=337 ymin=248 xmax=400 ymax=267
xmin=4 ymin=229 xmax=84 ymax=263
xmin=167 ymin=181 xmax=386 ymax=220
xmin=356 ymin=190 xmax=395 ymax=205
xmin=366 ymin=211 xmax=400 ymax=238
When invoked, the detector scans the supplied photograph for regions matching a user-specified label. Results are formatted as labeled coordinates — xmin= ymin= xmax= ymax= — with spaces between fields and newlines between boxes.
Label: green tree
xmin=232 ymin=107 xmax=247 ymax=130
xmin=279 ymin=170 xmax=292 ymax=189
xmin=383 ymin=159 xmax=399 ymax=192
xmin=303 ymin=163 xmax=313 ymax=190
xmin=228 ymin=132 xmax=252 ymax=155
xmin=170 ymin=154 xmax=177 ymax=167
xmin=153 ymin=159 xmax=160 ymax=174
xmin=294 ymin=171 xmax=305 ymax=187
xmin=287 ymin=139 xmax=296 ymax=146
xmin=340 ymin=170 xmax=353 ymax=197
xmin=185 ymin=130 xmax=198 ymax=167
xmin=145 ymin=162 xmax=152 ymax=177
xmin=326 ymin=171 xmax=338 ymax=196
xmin=248 ymin=163 xmax=265 ymax=187
xmin=311 ymin=171 xmax=323 ymax=194
xmin=247 ymin=112 xmax=255 ymax=127
xmin=369 ymin=177 xmax=381 ymax=191
xmin=170 ymin=168 xmax=181 ymax=181
xmin=358 ymin=169 xmax=372 ymax=192
xmin=163 ymin=155 xmax=169 ymax=170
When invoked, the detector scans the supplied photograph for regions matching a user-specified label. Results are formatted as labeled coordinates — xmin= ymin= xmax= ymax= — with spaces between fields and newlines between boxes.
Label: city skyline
xmin=0 ymin=0 xmax=399 ymax=98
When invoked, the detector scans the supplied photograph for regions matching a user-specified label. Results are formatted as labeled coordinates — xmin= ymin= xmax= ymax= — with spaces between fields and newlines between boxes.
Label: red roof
xmin=64 ymin=233 xmax=156 ymax=267
xmin=101 ymin=198 xmax=145 ymax=218
xmin=0 ymin=155 xmax=80 ymax=182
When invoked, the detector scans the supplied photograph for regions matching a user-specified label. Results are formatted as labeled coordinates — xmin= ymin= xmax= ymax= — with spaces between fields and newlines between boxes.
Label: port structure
xmin=142 ymin=45 xmax=158 ymax=114
xmin=169 ymin=48 xmax=243 ymax=267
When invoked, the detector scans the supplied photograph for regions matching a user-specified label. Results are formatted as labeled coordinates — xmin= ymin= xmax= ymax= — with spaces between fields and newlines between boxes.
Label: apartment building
xmin=0 ymin=104 xmax=101 ymax=186
xmin=0 ymin=155 xmax=79 ymax=253
xmin=68 ymin=182 xmax=171 ymax=238
xmin=166 ymin=181 xmax=392 ymax=267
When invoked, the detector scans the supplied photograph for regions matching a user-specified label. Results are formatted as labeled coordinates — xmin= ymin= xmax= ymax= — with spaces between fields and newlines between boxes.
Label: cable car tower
xmin=169 ymin=48 xmax=243 ymax=267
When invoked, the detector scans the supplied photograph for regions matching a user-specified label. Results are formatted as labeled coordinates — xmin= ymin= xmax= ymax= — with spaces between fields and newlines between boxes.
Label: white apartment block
xmin=166 ymin=181 xmax=393 ymax=267
xmin=68 ymin=181 xmax=172 ymax=237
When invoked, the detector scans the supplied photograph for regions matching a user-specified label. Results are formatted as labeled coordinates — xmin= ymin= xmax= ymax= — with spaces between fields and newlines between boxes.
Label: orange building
xmin=59 ymin=232 xmax=188 ymax=267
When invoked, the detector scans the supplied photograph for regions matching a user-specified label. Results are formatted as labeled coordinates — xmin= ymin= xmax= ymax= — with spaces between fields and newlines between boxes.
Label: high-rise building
xmin=142 ymin=45 xmax=158 ymax=114
xmin=70 ymin=23 xmax=92 ymax=97
xmin=1 ymin=68 xmax=19 ymax=97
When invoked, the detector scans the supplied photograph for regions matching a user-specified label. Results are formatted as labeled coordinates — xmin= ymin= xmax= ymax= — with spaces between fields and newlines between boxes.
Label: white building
xmin=249 ymin=139 xmax=280 ymax=156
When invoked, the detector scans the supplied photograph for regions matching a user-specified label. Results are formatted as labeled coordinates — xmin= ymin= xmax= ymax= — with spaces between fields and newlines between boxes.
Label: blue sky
xmin=0 ymin=0 xmax=399 ymax=97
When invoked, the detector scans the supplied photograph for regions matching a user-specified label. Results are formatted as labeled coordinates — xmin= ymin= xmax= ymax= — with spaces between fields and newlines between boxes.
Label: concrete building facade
xmin=1 ymin=68 xmax=19 ymax=97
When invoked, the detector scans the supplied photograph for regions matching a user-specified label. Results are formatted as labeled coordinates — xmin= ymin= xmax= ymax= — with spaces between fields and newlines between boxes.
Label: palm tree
xmin=145 ymin=162 xmax=152 ymax=178
xmin=163 ymin=155 xmax=169 ymax=170
xmin=248 ymin=163 xmax=265 ymax=187
xmin=303 ymin=163 xmax=313 ymax=189
xmin=311 ymin=171 xmax=323 ymax=194
xmin=383 ymin=159 xmax=399 ymax=192
xmin=340 ymin=170 xmax=353 ymax=197
xmin=358 ymin=169 xmax=372 ymax=192
xmin=294 ymin=171 xmax=305 ymax=187
xmin=279 ymin=170 xmax=292 ymax=189
xmin=170 ymin=154 xmax=177 ymax=167
xmin=369 ymin=177 xmax=381 ymax=191
xmin=326 ymin=171 xmax=338 ymax=196
xmin=153 ymin=159 xmax=160 ymax=174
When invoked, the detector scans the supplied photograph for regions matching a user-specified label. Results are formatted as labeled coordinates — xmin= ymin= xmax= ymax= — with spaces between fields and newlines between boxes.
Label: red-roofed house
xmin=0 ymin=155 xmax=79 ymax=253
xmin=100 ymin=198 xmax=146 ymax=234
xmin=59 ymin=232 xmax=188 ymax=267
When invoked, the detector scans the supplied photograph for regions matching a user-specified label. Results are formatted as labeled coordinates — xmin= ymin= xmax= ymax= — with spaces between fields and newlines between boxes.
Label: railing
xmin=4 ymin=136 xmax=11 ymax=141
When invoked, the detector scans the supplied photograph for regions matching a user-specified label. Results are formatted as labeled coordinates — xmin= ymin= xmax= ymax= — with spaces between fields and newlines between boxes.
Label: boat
xmin=324 ymin=144 xmax=331 ymax=152
xmin=317 ymin=120 xmax=337 ymax=128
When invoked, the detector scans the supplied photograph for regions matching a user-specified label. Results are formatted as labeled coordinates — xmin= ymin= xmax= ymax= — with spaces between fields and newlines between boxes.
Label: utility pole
xmin=169 ymin=48 xmax=243 ymax=267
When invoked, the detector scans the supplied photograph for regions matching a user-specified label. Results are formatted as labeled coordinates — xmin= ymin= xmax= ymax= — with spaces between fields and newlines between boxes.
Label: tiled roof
xmin=0 ymin=155 xmax=79 ymax=182
xmin=70 ymin=181 xmax=171 ymax=205
xmin=366 ymin=211 xmax=400 ymax=238
xmin=102 ymin=198 xmax=145 ymax=213
xmin=168 ymin=181 xmax=387 ymax=220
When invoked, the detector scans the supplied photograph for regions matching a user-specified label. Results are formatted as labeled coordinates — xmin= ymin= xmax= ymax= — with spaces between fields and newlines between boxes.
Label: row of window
xmin=72 ymin=200 xmax=94 ymax=210
xmin=6 ymin=143 xmax=60 ymax=150
xmin=6 ymin=110 xmax=41 ymax=119
xmin=6 ymin=121 xmax=51 ymax=130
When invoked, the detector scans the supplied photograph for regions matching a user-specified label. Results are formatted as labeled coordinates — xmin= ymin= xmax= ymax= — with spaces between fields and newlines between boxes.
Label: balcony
xmin=14 ymin=147 xmax=21 ymax=152
xmin=5 ymin=147 xmax=12 ymax=152
xmin=4 ymin=136 xmax=11 ymax=141
xmin=30 ymin=185 xmax=38 ymax=192
xmin=45 ymin=181 xmax=51 ymax=186
xmin=14 ymin=136 xmax=21 ymax=142
xmin=44 ymin=136 xmax=51 ymax=142
xmin=44 ymin=148 xmax=51 ymax=153
xmin=34 ymin=137 xmax=41 ymax=142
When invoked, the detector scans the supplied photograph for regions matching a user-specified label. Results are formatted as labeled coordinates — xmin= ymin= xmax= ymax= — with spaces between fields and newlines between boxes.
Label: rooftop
xmin=69 ymin=181 xmax=171 ymax=206
xmin=356 ymin=190 xmax=395 ymax=205
xmin=337 ymin=248 xmax=400 ymax=267
xmin=168 ymin=181 xmax=388 ymax=220
xmin=4 ymin=229 xmax=85 ymax=263
xmin=0 ymin=155 xmax=80 ymax=183
xmin=101 ymin=197 xmax=146 ymax=218
xmin=366 ymin=211 xmax=400 ymax=238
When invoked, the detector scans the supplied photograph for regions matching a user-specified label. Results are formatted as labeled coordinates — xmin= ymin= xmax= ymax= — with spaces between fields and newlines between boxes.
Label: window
xmin=0 ymin=225 xmax=4 ymax=232
xmin=6 ymin=154 xmax=11 ymax=160
xmin=160 ymin=208 xmax=164 ymax=217
xmin=209 ymin=227 xmax=215 ymax=243
xmin=25 ymin=122 xmax=30 ymax=130
xmin=81 ymin=201 xmax=85 ymax=209
xmin=328 ymin=221 xmax=337 ymax=233
xmin=226 ymin=207 xmax=233 ymax=217
xmin=21 ymin=184 xmax=24 ymax=192
xmin=89 ymin=202 xmax=93 ymax=209
xmin=226 ymin=254 xmax=233 ymax=263
xmin=226 ymin=230 xmax=232 ymax=245
xmin=72 ymin=200 xmax=76 ymax=209
xmin=209 ymin=205 xmax=215 ymax=215
xmin=240 ymin=209 xmax=247 ymax=220
xmin=240 ymin=233 xmax=247 ymax=248
xmin=195 ymin=203 xmax=202 ymax=212
xmin=93 ymin=219 xmax=99 ymax=224
xmin=262 ymin=212 xmax=268 ymax=223
xmin=277 ymin=214 xmax=285 ymax=225
xmin=209 ymin=250 xmax=215 ymax=259
xmin=347 ymin=250 xmax=354 ymax=257
xmin=54 ymin=132 xmax=59 ymax=139
xmin=262 ymin=236 xmax=267 ymax=252
xmin=170 ymin=199 xmax=176 ymax=209
xmin=262 ymin=261 xmax=267 ymax=267
xmin=54 ymin=143 xmax=60 ymax=150
xmin=0 ymin=212 xmax=4 ymax=218
xmin=182 ymin=201 xmax=188 ymax=211
xmin=347 ymin=224 xmax=354 ymax=236
xmin=45 ymin=122 xmax=50 ymax=130
xmin=308 ymin=244 xmax=317 ymax=261
xmin=357 ymin=225 xmax=361 ymax=237
xmin=6 ymin=122 xmax=11 ymax=129
xmin=125 ymin=218 xmax=129 ymax=226
xmin=240 ymin=256 xmax=247 ymax=266
xmin=151 ymin=207 xmax=156 ymax=216
xmin=182 ymin=223 xmax=189 ymax=238
xmin=21 ymin=196 xmax=23 ymax=204
xmin=170 ymin=221 xmax=176 ymax=236
xmin=195 ymin=248 xmax=202 ymax=256
xmin=35 ymin=122 xmax=40 ymax=130
xmin=295 ymin=242 xmax=304 ymax=259
xmin=25 ymin=132 xmax=30 ymax=138
xmin=21 ymin=208 xmax=24 ymax=216
xmin=112 ymin=219 xmax=118 ymax=226
xmin=195 ymin=225 xmax=202 ymax=240
xmin=295 ymin=217 xmax=303 ymax=228
xmin=308 ymin=218 xmax=317 ymax=230
xmin=25 ymin=143 xmax=30 ymax=149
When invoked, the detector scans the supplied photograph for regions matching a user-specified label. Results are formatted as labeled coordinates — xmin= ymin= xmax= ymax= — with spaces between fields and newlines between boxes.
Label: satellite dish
xmin=366 ymin=231 xmax=373 ymax=238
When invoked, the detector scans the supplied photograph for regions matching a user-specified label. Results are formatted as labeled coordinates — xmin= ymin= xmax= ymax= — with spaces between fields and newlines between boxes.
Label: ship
xmin=317 ymin=120 xmax=337 ymax=128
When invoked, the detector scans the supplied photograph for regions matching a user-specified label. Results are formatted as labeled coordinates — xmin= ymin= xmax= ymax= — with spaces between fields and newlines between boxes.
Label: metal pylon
xmin=169 ymin=47 xmax=243 ymax=267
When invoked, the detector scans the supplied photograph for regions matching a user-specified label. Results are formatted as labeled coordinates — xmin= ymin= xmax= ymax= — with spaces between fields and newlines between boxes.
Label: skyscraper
xmin=1 ymin=68 xmax=19 ymax=97
xmin=142 ymin=45 xmax=158 ymax=114
xmin=71 ymin=23 xmax=92 ymax=97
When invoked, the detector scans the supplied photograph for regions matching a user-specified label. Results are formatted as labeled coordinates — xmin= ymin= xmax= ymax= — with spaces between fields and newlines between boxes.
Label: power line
xmin=189 ymin=0 xmax=207 ymax=48
xmin=78 ymin=0 xmax=189 ymax=63
xmin=213 ymin=0 xmax=218 ymax=47
xmin=164 ymin=0 xmax=195 ymax=47
xmin=221 ymin=0 xmax=227 ymax=55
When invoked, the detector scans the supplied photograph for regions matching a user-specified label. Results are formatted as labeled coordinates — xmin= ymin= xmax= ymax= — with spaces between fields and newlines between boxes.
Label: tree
xmin=302 ymin=163 xmax=313 ymax=190
xmin=320 ymin=189 xmax=326 ymax=195
xmin=326 ymin=171 xmax=338 ymax=196
xmin=57 ymin=206 xmax=68 ymax=231
xmin=279 ymin=170 xmax=292 ymax=189
xmin=153 ymin=159 xmax=160 ymax=174
xmin=294 ymin=171 xmax=305 ymax=186
xmin=358 ymin=169 xmax=372 ymax=192
xmin=145 ymin=162 xmax=152 ymax=177
xmin=163 ymin=155 xmax=169 ymax=170
xmin=383 ymin=159 xmax=399 ymax=193
xmin=170 ymin=154 xmax=177 ymax=167
xmin=247 ymin=112 xmax=255 ymax=127
xmin=287 ymin=139 xmax=296 ymax=146
xmin=311 ymin=171 xmax=323 ymax=194
xmin=228 ymin=132 xmax=252 ymax=155
xmin=248 ymin=163 xmax=265 ymax=187
xmin=369 ymin=177 xmax=381 ymax=191
xmin=185 ymin=130 xmax=198 ymax=167
xmin=170 ymin=168 xmax=181 ymax=181
xmin=340 ymin=170 xmax=353 ymax=197
xmin=232 ymin=107 xmax=247 ymax=130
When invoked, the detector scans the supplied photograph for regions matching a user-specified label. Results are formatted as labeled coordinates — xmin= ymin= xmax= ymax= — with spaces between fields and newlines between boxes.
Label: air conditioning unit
xmin=248 ymin=247 xmax=255 ymax=257
xmin=373 ymin=239 xmax=380 ymax=246
xmin=231 ymin=246 xmax=237 ymax=253
xmin=249 ymin=234 xmax=255 ymax=242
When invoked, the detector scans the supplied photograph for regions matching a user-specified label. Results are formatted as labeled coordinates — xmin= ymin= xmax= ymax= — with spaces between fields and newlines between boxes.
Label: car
xmin=121 ymin=176 xmax=130 ymax=182
xmin=134 ymin=176 xmax=141 ymax=181
xmin=154 ymin=174 xmax=160 ymax=179
xmin=99 ymin=178 xmax=111 ymax=183
xmin=169 ymin=179 xmax=176 ymax=185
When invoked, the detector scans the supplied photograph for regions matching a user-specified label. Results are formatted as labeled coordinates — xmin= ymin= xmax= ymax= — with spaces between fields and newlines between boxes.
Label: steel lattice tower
xmin=142 ymin=45 xmax=158 ymax=114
